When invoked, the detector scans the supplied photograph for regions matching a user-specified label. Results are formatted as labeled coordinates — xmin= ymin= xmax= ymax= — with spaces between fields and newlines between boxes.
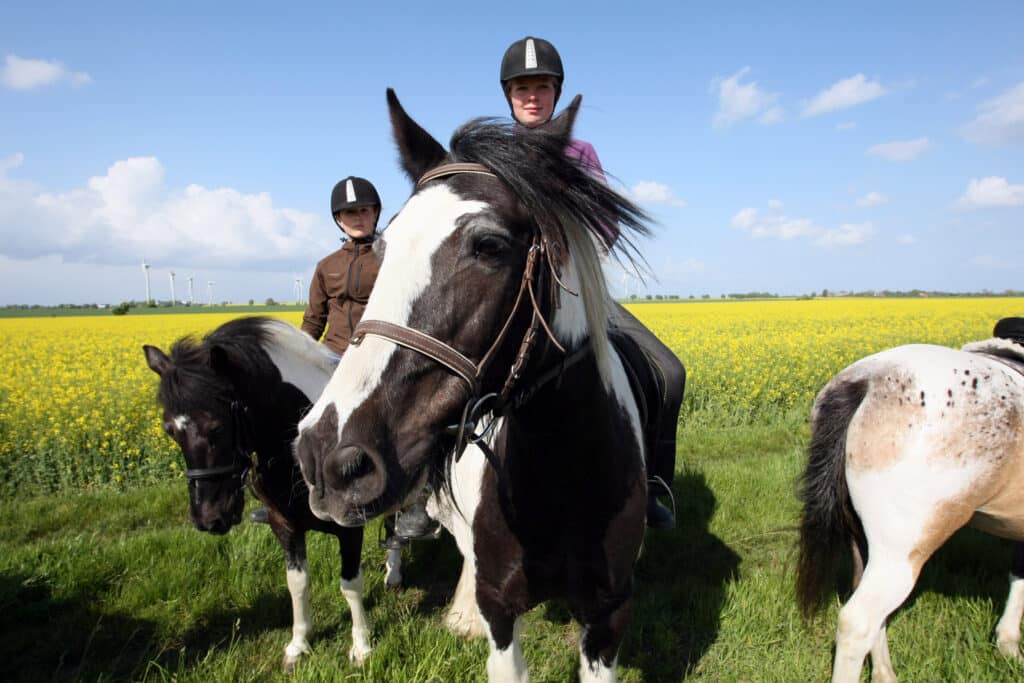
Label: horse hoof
xmin=282 ymin=654 xmax=300 ymax=674
xmin=349 ymin=643 xmax=372 ymax=665
xmin=997 ymin=638 xmax=1022 ymax=660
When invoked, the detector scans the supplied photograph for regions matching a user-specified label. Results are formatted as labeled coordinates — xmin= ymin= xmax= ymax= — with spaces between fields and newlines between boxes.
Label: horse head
xmin=143 ymin=332 xmax=264 ymax=534
xmin=294 ymin=89 xmax=647 ymax=527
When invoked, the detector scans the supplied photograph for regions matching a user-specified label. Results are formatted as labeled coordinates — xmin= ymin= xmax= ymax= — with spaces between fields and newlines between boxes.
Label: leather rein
xmin=349 ymin=162 xmax=585 ymax=459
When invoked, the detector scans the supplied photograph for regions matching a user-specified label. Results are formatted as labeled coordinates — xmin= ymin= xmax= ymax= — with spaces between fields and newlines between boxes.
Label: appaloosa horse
xmin=294 ymin=90 xmax=652 ymax=682
xmin=144 ymin=316 xmax=406 ymax=671
xmin=797 ymin=334 xmax=1024 ymax=682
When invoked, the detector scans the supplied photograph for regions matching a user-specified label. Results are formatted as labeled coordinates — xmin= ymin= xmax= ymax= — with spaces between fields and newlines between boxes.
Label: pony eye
xmin=472 ymin=234 xmax=510 ymax=260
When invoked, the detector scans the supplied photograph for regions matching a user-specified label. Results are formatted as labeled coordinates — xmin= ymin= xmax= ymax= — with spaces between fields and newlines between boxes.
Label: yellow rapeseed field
xmin=0 ymin=298 xmax=1020 ymax=494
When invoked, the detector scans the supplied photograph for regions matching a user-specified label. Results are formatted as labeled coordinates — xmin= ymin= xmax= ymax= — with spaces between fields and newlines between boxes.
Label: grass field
xmin=2 ymin=299 xmax=1023 ymax=681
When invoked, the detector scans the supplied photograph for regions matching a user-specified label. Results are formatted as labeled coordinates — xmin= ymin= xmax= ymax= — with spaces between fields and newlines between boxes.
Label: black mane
xmin=445 ymin=117 xmax=651 ymax=273
xmin=156 ymin=316 xmax=280 ymax=416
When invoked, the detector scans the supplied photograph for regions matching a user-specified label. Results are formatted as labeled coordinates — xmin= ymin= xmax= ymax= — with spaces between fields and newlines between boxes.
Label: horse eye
xmin=472 ymin=234 xmax=510 ymax=260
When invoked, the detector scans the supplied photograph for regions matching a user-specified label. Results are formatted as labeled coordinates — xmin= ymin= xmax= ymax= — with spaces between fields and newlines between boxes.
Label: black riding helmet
xmin=500 ymin=36 xmax=564 ymax=114
xmin=331 ymin=176 xmax=381 ymax=219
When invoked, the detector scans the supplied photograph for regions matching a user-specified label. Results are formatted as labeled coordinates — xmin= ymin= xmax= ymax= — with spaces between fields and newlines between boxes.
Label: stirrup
xmin=647 ymin=475 xmax=677 ymax=518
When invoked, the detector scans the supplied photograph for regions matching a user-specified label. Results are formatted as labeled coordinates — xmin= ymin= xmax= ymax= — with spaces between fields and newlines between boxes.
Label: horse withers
xmin=797 ymin=330 xmax=1024 ymax=682
xmin=144 ymin=316 xmax=405 ymax=671
xmin=294 ymin=90 xmax=652 ymax=682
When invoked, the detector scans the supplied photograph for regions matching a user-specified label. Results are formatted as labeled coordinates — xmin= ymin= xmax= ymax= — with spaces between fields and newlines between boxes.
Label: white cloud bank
xmin=802 ymin=74 xmax=886 ymax=117
xmin=629 ymin=181 xmax=687 ymax=207
xmin=710 ymin=67 xmax=784 ymax=128
xmin=0 ymin=154 xmax=333 ymax=270
xmin=731 ymin=201 xmax=875 ymax=248
xmin=866 ymin=137 xmax=931 ymax=161
xmin=962 ymin=82 xmax=1024 ymax=145
xmin=956 ymin=176 xmax=1024 ymax=209
xmin=0 ymin=54 xmax=91 ymax=90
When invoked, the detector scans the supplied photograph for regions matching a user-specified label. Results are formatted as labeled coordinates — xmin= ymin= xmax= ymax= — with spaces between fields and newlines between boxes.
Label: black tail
xmin=795 ymin=377 xmax=869 ymax=618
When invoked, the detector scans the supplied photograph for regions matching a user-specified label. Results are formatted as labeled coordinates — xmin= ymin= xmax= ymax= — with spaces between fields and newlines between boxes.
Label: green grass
xmin=2 ymin=423 xmax=1023 ymax=682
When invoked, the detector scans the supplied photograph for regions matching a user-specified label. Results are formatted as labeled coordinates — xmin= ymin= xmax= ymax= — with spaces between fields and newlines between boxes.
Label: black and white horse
xmin=295 ymin=90 xmax=652 ymax=682
xmin=797 ymin=336 xmax=1024 ymax=682
xmin=144 ymin=316 xmax=406 ymax=671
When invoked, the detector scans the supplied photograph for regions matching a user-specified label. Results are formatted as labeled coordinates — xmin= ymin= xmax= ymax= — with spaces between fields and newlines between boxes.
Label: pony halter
xmin=349 ymin=162 xmax=567 ymax=455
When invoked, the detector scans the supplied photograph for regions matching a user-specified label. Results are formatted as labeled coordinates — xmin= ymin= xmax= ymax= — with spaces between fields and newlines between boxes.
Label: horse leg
xmin=848 ymin=536 xmax=898 ymax=681
xmin=446 ymin=555 xmax=485 ymax=638
xmin=996 ymin=542 xmax=1024 ymax=659
xmin=338 ymin=527 xmax=372 ymax=664
xmin=384 ymin=546 xmax=403 ymax=588
xmin=482 ymin=612 xmax=528 ymax=683
xmin=576 ymin=597 xmax=633 ymax=683
xmin=276 ymin=530 xmax=312 ymax=673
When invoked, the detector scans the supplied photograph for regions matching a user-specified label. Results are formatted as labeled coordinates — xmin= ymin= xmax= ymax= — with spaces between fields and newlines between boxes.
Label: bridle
xmin=349 ymin=162 xmax=583 ymax=458
xmin=183 ymin=400 xmax=256 ymax=488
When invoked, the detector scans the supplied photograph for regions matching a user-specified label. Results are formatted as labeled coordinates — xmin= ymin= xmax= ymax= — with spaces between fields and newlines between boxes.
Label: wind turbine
xmin=142 ymin=259 xmax=151 ymax=304
xmin=168 ymin=271 xmax=176 ymax=306
xmin=207 ymin=280 xmax=215 ymax=306
xmin=294 ymin=276 xmax=303 ymax=304
xmin=187 ymin=275 xmax=195 ymax=305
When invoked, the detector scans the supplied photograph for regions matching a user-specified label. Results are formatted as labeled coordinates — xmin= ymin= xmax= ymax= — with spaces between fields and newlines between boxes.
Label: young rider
xmin=255 ymin=177 xmax=436 ymax=545
xmin=500 ymin=36 xmax=685 ymax=529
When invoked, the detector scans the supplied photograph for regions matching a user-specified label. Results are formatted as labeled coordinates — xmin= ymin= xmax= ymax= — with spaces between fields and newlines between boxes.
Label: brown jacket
xmin=301 ymin=237 xmax=381 ymax=354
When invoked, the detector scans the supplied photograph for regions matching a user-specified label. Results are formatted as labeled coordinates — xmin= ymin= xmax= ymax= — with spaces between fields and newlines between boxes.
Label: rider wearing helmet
xmin=294 ymin=176 xmax=435 ymax=544
xmin=500 ymin=36 xmax=686 ymax=530
xmin=301 ymin=176 xmax=383 ymax=355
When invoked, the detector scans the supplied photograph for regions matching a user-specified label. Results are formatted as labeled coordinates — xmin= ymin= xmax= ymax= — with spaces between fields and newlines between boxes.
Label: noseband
xmin=183 ymin=400 xmax=255 ymax=486
xmin=349 ymin=162 xmax=571 ymax=456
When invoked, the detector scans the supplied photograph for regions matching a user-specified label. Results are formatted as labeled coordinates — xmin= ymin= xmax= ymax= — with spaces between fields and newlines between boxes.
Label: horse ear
xmin=143 ymin=345 xmax=171 ymax=376
xmin=387 ymin=88 xmax=448 ymax=183
xmin=543 ymin=93 xmax=582 ymax=140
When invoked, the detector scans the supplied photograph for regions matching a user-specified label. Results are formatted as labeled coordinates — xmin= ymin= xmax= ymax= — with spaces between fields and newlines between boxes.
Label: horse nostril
xmin=325 ymin=446 xmax=376 ymax=489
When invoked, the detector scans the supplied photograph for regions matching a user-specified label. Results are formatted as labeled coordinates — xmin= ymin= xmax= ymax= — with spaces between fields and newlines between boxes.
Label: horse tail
xmin=796 ymin=377 xmax=869 ymax=619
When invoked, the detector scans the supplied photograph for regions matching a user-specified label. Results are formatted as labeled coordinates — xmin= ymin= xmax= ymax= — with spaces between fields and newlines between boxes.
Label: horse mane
xmin=156 ymin=317 xmax=282 ymax=415
xmin=446 ymin=118 xmax=651 ymax=372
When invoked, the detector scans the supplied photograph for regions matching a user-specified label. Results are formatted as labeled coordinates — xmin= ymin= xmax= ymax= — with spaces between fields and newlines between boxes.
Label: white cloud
xmin=895 ymin=233 xmax=916 ymax=245
xmin=0 ymin=152 xmax=25 ymax=174
xmin=0 ymin=54 xmax=92 ymax=90
xmin=731 ymin=202 xmax=874 ymax=248
xmin=856 ymin=191 xmax=889 ymax=207
xmin=866 ymin=137 xmax=931 ymax=161
xmin=815 ymin=222 xmax=875 ymax=248
xmin=956 ymin=176 xmax=1024 ymax=209
xmin=962 ymin=82 xmax=1024 ymax=145
xmin=801 ymin=74 xmax=886 ymax=117
xmin=629 ymin=181 xmax=687 ymax=207
xmin=711 ymin=67 xmax=783 ymax=128
xmin=0 ymin=155 xmax=332 ymax=270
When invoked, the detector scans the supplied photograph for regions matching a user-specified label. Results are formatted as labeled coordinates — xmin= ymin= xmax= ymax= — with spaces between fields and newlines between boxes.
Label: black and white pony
xmin=295 ymin=90 xmax=652 ymax=682
xmin=143 ymin=316 xmax=407 ymax=671
xmin=797 ymin=335 xmax=1024 ymax=682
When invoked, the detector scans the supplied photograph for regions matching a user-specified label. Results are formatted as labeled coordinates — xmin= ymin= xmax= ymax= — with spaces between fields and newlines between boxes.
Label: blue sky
xmin=1 ymin=1 xmax=1022 ymax=305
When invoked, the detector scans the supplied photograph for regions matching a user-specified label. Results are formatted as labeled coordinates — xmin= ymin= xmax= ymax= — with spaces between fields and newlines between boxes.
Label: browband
xmin=417 ymin=162 xmax=496 ymax=186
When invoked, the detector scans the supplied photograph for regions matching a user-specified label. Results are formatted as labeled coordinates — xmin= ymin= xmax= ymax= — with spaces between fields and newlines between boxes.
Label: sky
xmin=1 ymin=1 xmax=1022 ymax=306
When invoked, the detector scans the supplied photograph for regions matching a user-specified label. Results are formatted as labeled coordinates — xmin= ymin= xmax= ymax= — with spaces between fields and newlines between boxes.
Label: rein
xmin=349 ymin=161 xmax=572 ymax=459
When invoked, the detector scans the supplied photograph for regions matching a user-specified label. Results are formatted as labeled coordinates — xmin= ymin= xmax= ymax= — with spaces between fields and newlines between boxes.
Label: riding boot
xmin=379 ymin=514 xmax=408 ymax=550
xmin=394 ymin=497 xmax=440 ymax=541
xmin=249 ymin=507 xmax=269 ymax=524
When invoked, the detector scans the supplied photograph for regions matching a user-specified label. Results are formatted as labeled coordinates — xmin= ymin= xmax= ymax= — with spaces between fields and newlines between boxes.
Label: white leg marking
xmin=384 ymin=547 xmax=403 ymax=588
xmin=579 ymin=644 xmax=618 ymax=683
xmin=996 ymin=573 xmax=1024 ymax=659
xmin=832 ymin=558 xmax=915 ymax=683
xmin=283 ymin=566 xmax=312 ymax=666
xmin=340 ymin=571 xmax=372 ymax=665
xmin=486 ymin=617 xmax=529 ymax=683
xmin=447 ymin=555 xmax=485 ymax=638
xmin=868 ymin=625 xmax=896 ymax=683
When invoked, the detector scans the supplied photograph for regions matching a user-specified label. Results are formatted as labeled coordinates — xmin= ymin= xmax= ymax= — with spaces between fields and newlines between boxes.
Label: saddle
xmin=962 ymin=341 xmax=1024 ymax=376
